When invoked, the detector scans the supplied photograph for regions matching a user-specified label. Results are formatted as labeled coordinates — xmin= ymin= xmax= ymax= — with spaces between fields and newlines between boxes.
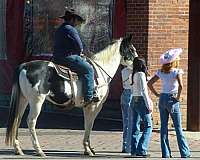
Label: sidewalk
xmin=0 ymin=128 xmax=200 ymax=159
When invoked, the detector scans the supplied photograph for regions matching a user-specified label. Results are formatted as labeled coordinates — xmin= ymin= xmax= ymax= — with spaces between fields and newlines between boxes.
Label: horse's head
xmin=120 ymin=34 xmax=138 ymax=68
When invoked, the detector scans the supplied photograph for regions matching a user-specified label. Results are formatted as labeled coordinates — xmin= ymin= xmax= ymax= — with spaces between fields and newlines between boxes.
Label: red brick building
xmin=1 ymin=0 xmax=200 ymax=130
xmin=126 ymin=0 xmax=189 ymax=128
xmin=126 ymin=0 xmax=200 ymax=131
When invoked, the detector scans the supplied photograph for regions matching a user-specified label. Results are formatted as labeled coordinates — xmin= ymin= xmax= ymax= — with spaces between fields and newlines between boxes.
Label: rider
xmin=53 ymin=8 xmax=99 ymax=104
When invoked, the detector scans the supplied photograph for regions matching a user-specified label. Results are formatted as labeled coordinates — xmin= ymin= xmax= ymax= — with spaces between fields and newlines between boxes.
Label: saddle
xmin=50 ymin=58 xmax=99 ymax=109
xmin=54 ymin=64 xmax=78 ymax=81
xmin=49 ymin=63 xmax=77 ymax=109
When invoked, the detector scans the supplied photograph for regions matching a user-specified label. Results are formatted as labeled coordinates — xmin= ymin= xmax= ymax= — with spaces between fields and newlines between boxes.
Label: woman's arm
xmin=176 ymin=74 xmax=183 ymax=101
xmin=139 ymin=73 xmax=153 ymax=112
xmin=147 ymin=75 xmax=160 ymax=97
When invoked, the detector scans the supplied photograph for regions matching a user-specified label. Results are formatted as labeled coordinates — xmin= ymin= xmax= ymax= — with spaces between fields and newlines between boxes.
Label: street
xmin=0 ymin=129 xmax=200 ymax=159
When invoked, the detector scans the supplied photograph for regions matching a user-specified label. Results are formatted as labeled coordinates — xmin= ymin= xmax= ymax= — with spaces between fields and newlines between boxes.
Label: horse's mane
xmin=91 ymin=38 xmax=122 ymax=64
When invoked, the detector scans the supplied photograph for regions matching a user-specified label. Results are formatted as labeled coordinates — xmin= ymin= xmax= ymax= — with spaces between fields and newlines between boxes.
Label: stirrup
xmin=92 ymin=95 xmax=100 ymax=102
xmin=84 ymin=96 xmax=100 ymax=107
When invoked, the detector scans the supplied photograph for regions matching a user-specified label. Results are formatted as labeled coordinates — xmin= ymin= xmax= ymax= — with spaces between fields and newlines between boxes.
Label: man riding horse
xmin=53 ymin=8 xmax=100 ymax=104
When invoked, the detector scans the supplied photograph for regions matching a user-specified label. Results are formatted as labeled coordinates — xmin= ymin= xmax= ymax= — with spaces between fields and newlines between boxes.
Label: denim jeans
xmin=130 ymin=96 xmax=152 ymax=155
xmin=159 ymin=93 xmax=190 ymax=158
xmin=54 ymin=55 xmax=94 ymax=100
xmin=120 ymin=89 xmax=133 ymax=153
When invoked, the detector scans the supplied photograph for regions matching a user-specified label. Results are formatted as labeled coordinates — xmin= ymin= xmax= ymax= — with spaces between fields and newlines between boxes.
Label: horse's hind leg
xmin=27 ymin=95 xmax=46 ymax=157
xmin=13 ymin=93 xmax=28 ymax=155
xmin=83 ymin=104 xmax=103 ymax=156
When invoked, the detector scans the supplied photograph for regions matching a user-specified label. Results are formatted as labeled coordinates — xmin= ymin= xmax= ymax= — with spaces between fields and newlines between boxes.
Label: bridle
xmin=89 ymin=42 xmax=136 ymax=85
xmin=122 ymin=44 xmax=137 ymax=62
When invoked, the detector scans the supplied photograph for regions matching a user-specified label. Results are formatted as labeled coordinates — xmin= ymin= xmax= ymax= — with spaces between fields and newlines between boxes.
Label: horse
xmin=5 ymin=35 xmax=138 ymax=157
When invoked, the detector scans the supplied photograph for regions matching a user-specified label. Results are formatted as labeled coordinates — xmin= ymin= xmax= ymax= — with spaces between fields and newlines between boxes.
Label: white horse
xmin=5 ymin=35 xmax=137 ymax=157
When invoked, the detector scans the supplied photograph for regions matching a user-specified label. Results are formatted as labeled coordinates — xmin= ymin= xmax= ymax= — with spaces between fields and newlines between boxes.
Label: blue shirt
xmin=53 ymin=22 xmax=83 ymax=58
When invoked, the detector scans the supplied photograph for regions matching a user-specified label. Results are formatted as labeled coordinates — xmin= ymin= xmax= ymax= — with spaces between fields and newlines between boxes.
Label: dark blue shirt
xmin=53 ymin=22 xmax=83 ymax=58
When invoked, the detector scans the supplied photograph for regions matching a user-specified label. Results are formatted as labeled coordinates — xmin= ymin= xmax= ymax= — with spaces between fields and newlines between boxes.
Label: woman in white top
xmin=130 ymin=57 xmax=153 ymax=157
xmin=120 ymin=66 xmax=133 ymax=153
xmin=148 ymin=48 xmax=190 ymax=158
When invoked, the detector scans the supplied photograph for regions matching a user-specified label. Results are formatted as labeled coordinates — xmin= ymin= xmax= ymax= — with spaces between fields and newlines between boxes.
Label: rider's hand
xmin=148 ymin=99 xmax=153 ymax=113
xmin=82 ymin=51 xmax=94 ymax=58
xmin=80 ymin=53 xmax=85 ymax=58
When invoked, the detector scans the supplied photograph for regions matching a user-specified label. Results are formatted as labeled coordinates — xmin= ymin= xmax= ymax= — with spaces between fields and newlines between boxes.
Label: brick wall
xmin=126 ymin=0 xmax=189 ymax=128
xmin=126 ymin=0 xmax=149 ymax=58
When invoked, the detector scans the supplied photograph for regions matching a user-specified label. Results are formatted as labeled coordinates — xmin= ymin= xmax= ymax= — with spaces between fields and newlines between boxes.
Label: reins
xmin=88 ymin=57 xmax=113 ymax=81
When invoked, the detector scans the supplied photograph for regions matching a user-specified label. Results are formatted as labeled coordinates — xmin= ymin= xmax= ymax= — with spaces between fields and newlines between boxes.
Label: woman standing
xmin=120 ymin=66 xmax=133 ymax=153
xmin=148 ymin=48 xmax=190 ymax=158
xmin=130 ymin=57 xmax=153 ymax=157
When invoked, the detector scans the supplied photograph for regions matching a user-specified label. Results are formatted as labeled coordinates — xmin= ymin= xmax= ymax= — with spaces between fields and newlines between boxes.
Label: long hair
xmin=161 ymin=59 xmax=179 ymax=73
xmin=131 ymin=57 xmax=148 ymax=84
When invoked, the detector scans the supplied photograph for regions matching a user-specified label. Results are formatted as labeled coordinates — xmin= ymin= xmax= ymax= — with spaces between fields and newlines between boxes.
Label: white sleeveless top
xmin=121 ymin=67 xmax=132 ymax=90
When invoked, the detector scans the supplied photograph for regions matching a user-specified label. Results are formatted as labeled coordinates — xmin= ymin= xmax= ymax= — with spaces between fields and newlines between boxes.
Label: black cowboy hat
xmin=59 ymin=7 xmax=85 ymax=22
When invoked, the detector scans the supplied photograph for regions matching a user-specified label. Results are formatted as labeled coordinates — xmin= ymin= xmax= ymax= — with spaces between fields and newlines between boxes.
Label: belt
xmin=64 ymin=53 xmax=75 ymax=57
xmin=161 ymin=93 xmax=177 ymax=97
xmin=133 ymin=96 xmax=142 ymax=102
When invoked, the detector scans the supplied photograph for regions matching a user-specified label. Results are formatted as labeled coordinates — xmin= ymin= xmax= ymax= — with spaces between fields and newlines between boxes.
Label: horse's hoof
xmin=35 ymin=151 xmax=46 ymax=157
xmin=84 ymin=151 xmax=95 ymax=156
xmin=90 ymin=148 xmax=95 ymax=155
xmin=15 ymin=150 xmax=24 ymax=155
xmin=84 ymin=151 xmax=89 ymax=155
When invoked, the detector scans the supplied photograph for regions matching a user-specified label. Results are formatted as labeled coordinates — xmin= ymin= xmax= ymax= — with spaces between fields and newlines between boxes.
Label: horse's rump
xmin=19 ymin=60 xmax=79 ymax=107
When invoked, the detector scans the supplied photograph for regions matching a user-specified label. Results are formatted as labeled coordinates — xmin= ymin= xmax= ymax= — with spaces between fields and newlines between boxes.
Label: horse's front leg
xmin=27 ymin=96 xmax=46 ymax=157
xmin=83 ymin=103 xmax=103 ymax=156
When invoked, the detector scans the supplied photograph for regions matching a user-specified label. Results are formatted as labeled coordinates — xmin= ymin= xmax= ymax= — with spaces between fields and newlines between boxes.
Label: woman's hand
xmin=148 ymin=98 xmax=153 ymax=112
xmin=147 ymin=75 xmax=160 ymax=97
xmin=155 ymin=93 xmax=160 ymax=97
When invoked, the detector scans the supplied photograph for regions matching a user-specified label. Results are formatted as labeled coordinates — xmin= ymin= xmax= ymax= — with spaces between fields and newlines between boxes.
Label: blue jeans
xmin=120 ymin=89 xmax=133 ymax=153
xmin=159 ymin=93 xmax=190 ymax=158
xmin=54 ymin=55 xmax=94 ymax=100
xmin=130 ymin=96 xmax=152 ymax=155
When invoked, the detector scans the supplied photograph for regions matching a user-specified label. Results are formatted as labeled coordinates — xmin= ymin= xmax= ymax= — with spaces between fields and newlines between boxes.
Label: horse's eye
xmin=124 ymin=57 xmax=128 ymax=61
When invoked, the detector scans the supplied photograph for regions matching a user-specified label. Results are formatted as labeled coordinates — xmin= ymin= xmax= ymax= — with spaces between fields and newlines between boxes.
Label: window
xmin=0 ymin=0 xmax=6 ymax=59
xmin=24 ymin=0 xmax=113 ymax=55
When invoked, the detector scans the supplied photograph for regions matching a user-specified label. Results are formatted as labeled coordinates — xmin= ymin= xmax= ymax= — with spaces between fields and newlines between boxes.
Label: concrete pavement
xmin=0 ymin=128 xmax=200 ymax=159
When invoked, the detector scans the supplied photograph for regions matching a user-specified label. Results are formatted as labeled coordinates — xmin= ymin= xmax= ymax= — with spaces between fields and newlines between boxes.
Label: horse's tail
xmin=5 ymin=64 xmax=25 ymax=145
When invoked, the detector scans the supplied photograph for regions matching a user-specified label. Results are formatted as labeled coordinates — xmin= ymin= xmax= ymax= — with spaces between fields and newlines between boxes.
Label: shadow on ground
xmin=0 ymin=107 xmax=122 ymax=132
xmin=0 ymin=149 xmax=131 ymax=159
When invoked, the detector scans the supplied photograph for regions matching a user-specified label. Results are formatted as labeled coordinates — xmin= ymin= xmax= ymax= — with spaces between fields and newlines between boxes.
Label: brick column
xmin=187 ymin=0 xmax=200 ymax=131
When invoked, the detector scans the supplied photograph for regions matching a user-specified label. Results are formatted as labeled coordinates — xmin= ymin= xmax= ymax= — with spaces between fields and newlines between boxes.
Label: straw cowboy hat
xmin=59 ymin=7 xmax=85 ymax=22
xmin=160 ymin=48 xmax=183 ymax=64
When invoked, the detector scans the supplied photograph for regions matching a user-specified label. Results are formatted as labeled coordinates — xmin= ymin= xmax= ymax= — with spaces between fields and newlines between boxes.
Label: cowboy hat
xmin=160 ymin=48 xmax=183 ymax=64
xmin=59 ymin=7 xmax=85 ymax=22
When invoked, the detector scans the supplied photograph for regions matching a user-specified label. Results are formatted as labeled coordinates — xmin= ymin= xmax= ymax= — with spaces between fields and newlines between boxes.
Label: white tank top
xmin=121 ymin=67 xmax=132 ymax=89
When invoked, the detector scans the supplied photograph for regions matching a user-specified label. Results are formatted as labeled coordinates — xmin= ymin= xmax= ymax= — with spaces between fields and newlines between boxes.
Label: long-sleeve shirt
xmin=53 ymin=22 xmax=83 ymax=58
xmin=131 ymin=72 xmax=152 ymax=109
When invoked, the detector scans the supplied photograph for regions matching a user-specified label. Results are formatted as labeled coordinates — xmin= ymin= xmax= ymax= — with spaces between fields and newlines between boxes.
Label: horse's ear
xmin=127 ymin=34 xmax=133 ymax=42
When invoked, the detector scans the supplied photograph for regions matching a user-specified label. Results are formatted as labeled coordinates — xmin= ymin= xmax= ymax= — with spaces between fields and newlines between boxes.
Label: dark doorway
xmin=187 ymin=0 xmax=200 ymax=131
